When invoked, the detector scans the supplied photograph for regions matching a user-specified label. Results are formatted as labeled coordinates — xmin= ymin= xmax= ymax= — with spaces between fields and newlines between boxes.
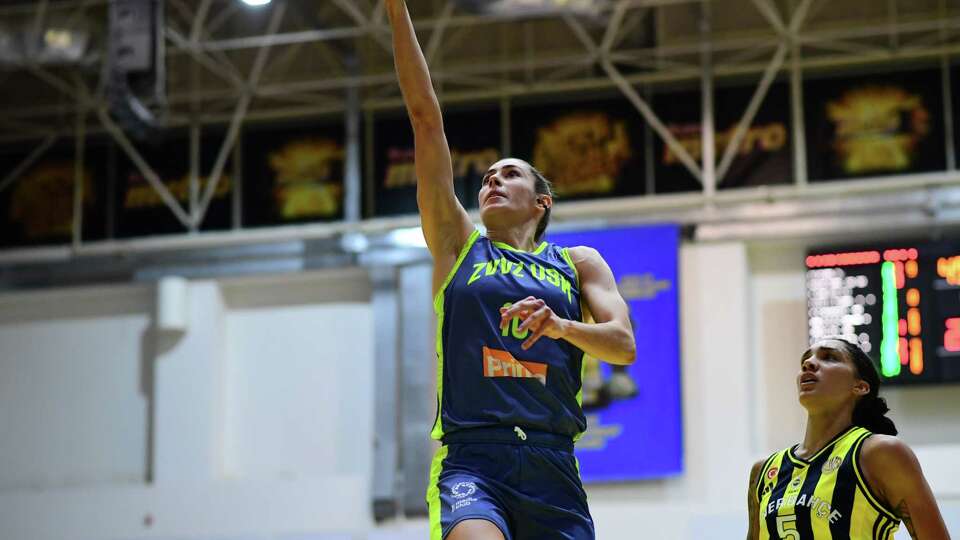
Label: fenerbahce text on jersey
xmin=755 ymin=426 xmax=901 ymax=540
xmin=431 ymin=229 xmax=587 ymax=440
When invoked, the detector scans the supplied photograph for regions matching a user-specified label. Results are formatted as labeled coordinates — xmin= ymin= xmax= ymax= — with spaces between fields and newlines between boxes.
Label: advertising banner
xmin=0 ymin=141 xmax=108 ymax=247
xmin=372 ymin=106 xmax=500 ymax=217
xmin=653 ymin=82 xmax=792 ymax=193
xmin=804 ymin=69 xmax=946 ymax=181
xmin=512 ymin=95 xmax=647 ymax=200
xmin=116 ymin=131 xmax=233 ymax=237
xmin=244 ymin=122 xmax=345 ymax=226
xmin=548 ymin=224 xmax=683 ymax=482
xmin=954 ymin=64 xmax=960 ymax=167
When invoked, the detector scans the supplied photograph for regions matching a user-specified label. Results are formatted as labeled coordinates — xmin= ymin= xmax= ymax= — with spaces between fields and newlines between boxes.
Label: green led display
xmin=879 ymin=261 xmax=901 ymax=377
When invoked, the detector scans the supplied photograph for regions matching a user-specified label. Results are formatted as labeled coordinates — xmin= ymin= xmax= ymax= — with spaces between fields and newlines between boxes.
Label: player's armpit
xmin=746 ymin=459 xmax=765 ymax=540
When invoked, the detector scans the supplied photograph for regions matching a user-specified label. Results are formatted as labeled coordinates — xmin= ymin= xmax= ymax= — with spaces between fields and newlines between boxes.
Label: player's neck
xmin=486 ymin=224 xmax=538 ymax=252
xmin=798 ymin=409 xmax=854 ymax=459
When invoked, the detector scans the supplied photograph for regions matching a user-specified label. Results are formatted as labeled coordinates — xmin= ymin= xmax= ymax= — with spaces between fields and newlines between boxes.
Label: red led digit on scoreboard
xmin=939 ymin=256 xmax=960 ymax=285
xmin=945 ymin=318 xmax=960 ymax=352
xmin=883 ymin=248 xmax=919 ymax=262
xmin=909 ymin=338 xmax=923 ymax=375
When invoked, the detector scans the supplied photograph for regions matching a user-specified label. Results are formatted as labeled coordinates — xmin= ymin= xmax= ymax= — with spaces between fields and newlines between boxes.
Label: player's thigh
xmin=448 ymin=518 xmax=507 ymax=540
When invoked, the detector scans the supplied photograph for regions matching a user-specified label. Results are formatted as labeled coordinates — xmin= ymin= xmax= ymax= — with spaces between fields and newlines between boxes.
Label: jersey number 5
xmin=776 ymin=514 xmax=800 ymax=540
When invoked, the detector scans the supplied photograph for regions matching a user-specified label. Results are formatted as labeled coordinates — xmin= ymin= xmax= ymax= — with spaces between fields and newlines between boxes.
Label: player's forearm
xmin=386 ymin=0 xmax=442 ymax=128
xmin=561 ymin=319 xmax=636 ymax=365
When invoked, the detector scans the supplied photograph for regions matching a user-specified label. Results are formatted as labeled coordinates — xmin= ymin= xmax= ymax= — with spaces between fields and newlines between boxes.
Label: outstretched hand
xmin=500 ymin=296 xmax=570 ymax=350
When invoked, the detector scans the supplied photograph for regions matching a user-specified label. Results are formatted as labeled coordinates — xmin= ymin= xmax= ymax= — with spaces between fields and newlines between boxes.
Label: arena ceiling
xmin=0 ymin=0 xmax=959 ymax=274
xmin=0 ymin=0 xmax=958 ymax=141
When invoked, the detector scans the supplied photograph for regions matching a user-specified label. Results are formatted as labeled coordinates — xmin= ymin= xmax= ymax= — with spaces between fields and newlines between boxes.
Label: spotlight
xmin=241 ymin=0 xmax=271 ymax=6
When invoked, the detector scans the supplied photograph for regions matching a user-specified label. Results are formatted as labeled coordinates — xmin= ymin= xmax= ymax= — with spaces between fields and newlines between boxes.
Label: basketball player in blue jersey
xmin=746 ymin=339 xmax=950 ymax=540
xmin=386 ymin=2 xmax=636 ymax=539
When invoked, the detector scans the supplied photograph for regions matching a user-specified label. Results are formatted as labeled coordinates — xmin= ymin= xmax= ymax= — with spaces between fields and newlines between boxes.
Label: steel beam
xmin=716 ymin=0 xmax=812 ymax=182
xmin=331 ymin=0 xmax=392 ymax=52
xmin=3 ymin=171 xmax=960 ymax=266
xmin=189 ymin=0 xmax=213 ymax=43
xmin=72 ymin=94 xmax=85 ymax=249
xmin=344 ymin=82 xmax=361 ymax=223
xmin=166 ymin=28 xmax=246 ymax=90
xmin=700 ymin=2 xmax=715 ymax=197
xmin=562 ymin=11 xmax=702 ymax=180
xmin=97 ymin=106 xmax=193 ymax=227
xmin=195 ymin=2 xmax=287 ymax=227
xmin=601 ymin=1 xmax=631 ymax=54
xmin=749 ymin=0 xmax=785 ymax=34
xmin=189 ymin=121 xmax=200 ymax=232
xmin=0 ymin=135 xmax=57 ymax=195
xmin=189 ymin=2 xmax=702 ymax=54
xmin=425 ymin=1 xmax=456 ymax=66
xmin=943 ymin=55 xmax=956 ymax=171
xmin=715 ymin=43 xmax=786 ymax=182
xmin=603 ymin=59 xmax=702 ymax=181
xmin=790 ymin=36 xmax=807 ymax=186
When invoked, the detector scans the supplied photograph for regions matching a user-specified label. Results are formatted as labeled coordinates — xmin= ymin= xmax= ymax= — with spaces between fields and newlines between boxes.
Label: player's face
xmin=478 ymin=158 xmax=541 ymax=229
xmin=796 ymin=340 xmax=869 ymax=412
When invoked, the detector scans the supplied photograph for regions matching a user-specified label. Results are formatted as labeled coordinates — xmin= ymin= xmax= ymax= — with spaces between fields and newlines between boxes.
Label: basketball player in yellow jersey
xmin=746 ymin=339 xmax=950 ymax=539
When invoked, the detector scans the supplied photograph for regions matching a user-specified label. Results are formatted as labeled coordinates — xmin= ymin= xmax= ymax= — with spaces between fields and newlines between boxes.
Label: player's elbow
xmin=615 ymin=329 xmax=637 ymax=365
xmin=621 ymin=340 xmax=637 ymax=365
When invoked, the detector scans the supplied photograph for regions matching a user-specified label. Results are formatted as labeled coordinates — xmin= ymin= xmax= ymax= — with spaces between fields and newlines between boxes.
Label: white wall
xmin=0 ymin=269 xmax=375 ymax=540
xmin=222 ymin=273 xmax=375 ymax=479
xmin=0 ymin=286 xmax=152 ymax=491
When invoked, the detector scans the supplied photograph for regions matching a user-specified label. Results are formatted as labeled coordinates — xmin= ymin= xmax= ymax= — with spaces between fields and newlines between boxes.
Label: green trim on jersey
xmin=561 ymin=246 xmax=589 ymax=443
xmin=491 ymin=239 xmax=549 ymax=255
xmin=431 ymin=228 xmax=482 ymax=440
xmin=426 ymin=445 xmax=449 ymax=540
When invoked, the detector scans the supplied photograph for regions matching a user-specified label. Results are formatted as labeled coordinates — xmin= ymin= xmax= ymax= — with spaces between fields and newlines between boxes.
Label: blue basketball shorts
xmin=425 ymin=427 xmax=595 ymax=540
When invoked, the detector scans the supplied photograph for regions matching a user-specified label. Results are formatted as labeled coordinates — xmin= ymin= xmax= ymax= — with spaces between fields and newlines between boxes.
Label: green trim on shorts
xmin=426 ymin=445 xmax=449 ymax=540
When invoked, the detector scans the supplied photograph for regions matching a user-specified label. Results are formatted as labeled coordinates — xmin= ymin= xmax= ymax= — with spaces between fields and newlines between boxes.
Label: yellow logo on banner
xmin=533 ymin=112 xmax=631 ymax=196
xmin=383 ymin=148 xmax=499 ymax=189
xmin=124 ymin=174 xmax=231 ymax=210
xmin=10 ymin=162 xmax=93 ymax=239
xmin=269 ymin=138 xmax=344 ymax=219
xmin=662 ymin=123 xmax=787 ymax=168
xmin=827 ymin=86 xmax=930 ymax=174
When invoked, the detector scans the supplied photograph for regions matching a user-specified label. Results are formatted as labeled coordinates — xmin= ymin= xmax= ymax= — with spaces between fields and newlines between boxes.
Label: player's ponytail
xmin=840 ymin=340 xmax=898 ymax=436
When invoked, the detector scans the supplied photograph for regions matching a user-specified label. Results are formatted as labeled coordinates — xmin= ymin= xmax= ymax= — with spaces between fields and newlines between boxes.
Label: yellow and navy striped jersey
xmin=755 ymin=426 xmax=901 ymax=540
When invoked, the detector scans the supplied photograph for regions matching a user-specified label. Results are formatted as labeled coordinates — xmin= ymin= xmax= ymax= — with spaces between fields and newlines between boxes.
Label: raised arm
xmin=861 ymin=435 xmax=951 ymax=540
xmin=385 ymin=0 xmax=473 ymax=282
xmin=500 ymin=246 xmax=636 ymax=365
xmin=746 ymin=459 xmax=764 ymax=540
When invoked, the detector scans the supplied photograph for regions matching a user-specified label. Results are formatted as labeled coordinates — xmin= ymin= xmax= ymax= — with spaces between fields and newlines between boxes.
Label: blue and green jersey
xmin=431 ymin=229 xmax=587 ymax=440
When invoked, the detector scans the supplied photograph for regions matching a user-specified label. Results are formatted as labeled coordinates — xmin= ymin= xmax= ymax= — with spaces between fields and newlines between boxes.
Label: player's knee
xmin=447 ymin=518 xmax=506 ymax=540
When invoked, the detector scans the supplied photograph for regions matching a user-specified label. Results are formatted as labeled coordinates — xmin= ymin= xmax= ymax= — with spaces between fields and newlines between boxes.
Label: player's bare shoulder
xmin=566 ymin=246 xmax=603 ymax=272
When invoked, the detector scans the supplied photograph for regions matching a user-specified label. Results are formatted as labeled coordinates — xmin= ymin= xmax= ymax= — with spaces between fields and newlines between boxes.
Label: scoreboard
xmin=806 ymin=242 xmax=960 ymax=385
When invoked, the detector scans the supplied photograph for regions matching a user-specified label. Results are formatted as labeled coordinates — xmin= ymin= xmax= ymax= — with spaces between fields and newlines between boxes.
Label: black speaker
xmin=110 ymin=0 xmax=154 ymax=72
xmin=107 ymin=0 xmax=165 ymax=140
